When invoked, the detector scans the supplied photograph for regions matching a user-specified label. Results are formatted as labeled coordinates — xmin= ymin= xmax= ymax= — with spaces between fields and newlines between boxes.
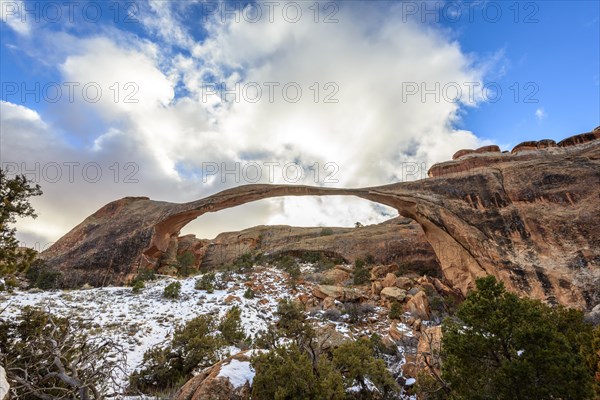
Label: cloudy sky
xmin=1 ymin=0 xmax=598 ymax=247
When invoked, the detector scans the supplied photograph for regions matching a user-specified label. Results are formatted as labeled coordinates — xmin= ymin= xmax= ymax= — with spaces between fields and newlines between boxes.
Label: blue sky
xmin=2 ymin=1 xmax=599 ymax=147
xmin=1 ymin=0 xmax=599 ymax=242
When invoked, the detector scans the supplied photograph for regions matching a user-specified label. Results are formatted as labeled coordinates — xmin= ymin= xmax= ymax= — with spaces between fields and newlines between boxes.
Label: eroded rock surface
xmin=41 ymin=130 xmax=600 ymax=309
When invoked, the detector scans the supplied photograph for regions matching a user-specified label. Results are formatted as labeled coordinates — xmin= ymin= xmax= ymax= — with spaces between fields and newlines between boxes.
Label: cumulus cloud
xmin=2 ymin=1 xmax=498 ymax=242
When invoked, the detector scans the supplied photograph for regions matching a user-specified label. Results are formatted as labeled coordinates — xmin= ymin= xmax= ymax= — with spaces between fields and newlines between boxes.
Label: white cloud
xmin=535 ymin=107 xmax=546 ymax=121
xmin=3 ymin=1 xmax=499 ymax=242
xmin=0 ymin=0 xmax=30 ymax=35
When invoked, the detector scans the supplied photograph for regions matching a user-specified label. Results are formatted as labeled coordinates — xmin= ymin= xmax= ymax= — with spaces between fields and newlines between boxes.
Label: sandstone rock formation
xmin=170 ymin=352 xmax=253 ymax=400
xmin=192 ymin=217 xmax=439 ymax=273
xmin=41 ymin=130 xmax=600 ymax=310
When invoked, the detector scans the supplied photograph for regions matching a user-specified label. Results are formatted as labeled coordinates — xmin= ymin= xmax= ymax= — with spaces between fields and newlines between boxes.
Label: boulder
xmin=224 ymin=295 xmax=241 ymax=304
xmin=371 ymin=281 xmax=383 ymax=296
xmin=323 ymin=296 xmax=337 ymax=310
xmin=405 ymin=291 xmax=430 ymax=320
xmin=335 ymin=264 xmax=353 ymax=273
xmin=370 ymin=264 xmax=399 ymax=280
xmin=474 ymin=145 xmax=501 ymax=154
xmin=452 ymin=149 xmax=475 ymax=160
xmin=0 ymin=366 xmax=8 ymax=400
xmin=512 ymin=140 xmax=539 ymax=154
xmin=380 ymin=287 xmax=407 ymax=302
xmin=401 ymin=353 xmax=418 ymax=378
xmin=416 ymin=326 xmax=443 ymax=377
xmin=382 ymin=273 xmax=397 ymax=288
xmin=171 ymin=352 xmax=253 ymax=400
xmin=313 ymin=285 xmax=364 ymax=302
xmin=395 ymin=276 xmax=414 ymax=290
xmin=322 ymin=268 xmax=350 ymax=285
xmin=313 ymin=285 xmax=344 ymax=300
xmin=316 ymin=324 xmax=347 ymax=350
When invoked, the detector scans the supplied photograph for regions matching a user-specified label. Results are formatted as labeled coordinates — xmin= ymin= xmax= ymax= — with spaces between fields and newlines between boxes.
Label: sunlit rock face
xmin=41 ymin=129 xmax=600 ymax=310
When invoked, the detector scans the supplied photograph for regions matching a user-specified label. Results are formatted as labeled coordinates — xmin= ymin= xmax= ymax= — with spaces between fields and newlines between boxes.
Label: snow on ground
xmin=217 ymin=359 xmax=255 ymax=388
xmin=0 ymin=265 xmax=414 ymax=396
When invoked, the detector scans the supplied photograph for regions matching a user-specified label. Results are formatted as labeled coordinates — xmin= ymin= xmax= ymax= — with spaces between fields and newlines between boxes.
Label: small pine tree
xmin=389 ymin=301 xmax=402 ymax=320
xmin=163 ymin=281 xmax=181 ymax=299
xmin=244 ymin=286 xmax=255 ymax=299
xmin=219 ymin=306 xmax=246 ymax=345
xmin=195 ymin=272 xmax=216 ymax=292
xmin=132 ymin=280 xmax=144 ymax=294
xmin=442 ymin=276 xmax=596 ymax=400
xmin=353 ymin=258 xmax=369 ymax=285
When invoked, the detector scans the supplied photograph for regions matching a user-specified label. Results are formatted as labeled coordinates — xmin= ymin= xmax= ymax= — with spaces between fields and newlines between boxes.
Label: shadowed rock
xmin=41 ymin=130 xmax=600 ymax=310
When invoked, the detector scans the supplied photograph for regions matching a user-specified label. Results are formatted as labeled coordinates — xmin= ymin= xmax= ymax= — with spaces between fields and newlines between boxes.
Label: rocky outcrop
xmin=170 ymin=352 xmax=253 ymax=400
xmin=41 ymin=130 xmax=600 ymax=310
xmin=198 ymin=217 xmax=439 ymax=273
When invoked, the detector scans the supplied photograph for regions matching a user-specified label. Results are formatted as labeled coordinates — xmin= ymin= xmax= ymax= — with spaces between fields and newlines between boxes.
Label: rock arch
xmin=42 ymin=133 xmax=600 ymax=309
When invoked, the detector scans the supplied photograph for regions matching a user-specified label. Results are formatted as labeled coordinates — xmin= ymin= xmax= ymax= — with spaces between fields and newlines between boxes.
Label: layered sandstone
xmin=41 ymin=129 xmax=600 ymax=310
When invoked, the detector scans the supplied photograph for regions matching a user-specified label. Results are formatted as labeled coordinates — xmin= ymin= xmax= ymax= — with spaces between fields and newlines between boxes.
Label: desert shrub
xmin=320 ymin=227 xmax=334 ymax=236
xmin=244 ymin=286 xmax=255 ymax=299
xmin=353 ymin=259 xmax=370 ymax=285
xmin=163 ymin=281 xmax=181 ymax=299
xmin=389 ymin=301 xmax=402 ymax=320
xmin=273 ymin=255 xmax=296 ymax=270
xmin=323 ymin=308 xmax=342 ymax=321
xmin=369 ymin=332 xmax=397 ymax=358
xmin=342 ymin=302 xmax=374 ymax=324
xmin=25 ymin=261 xmax=62 ymax=289
xmin=442 ymin=276 xmax=596 ymax=400
xmin=0 ymin=169 xmax=42 ymax=278
xmin=129 ymin=314 xmax=224 ymax=394
xmin=252 ymin=344 xmax=345 ymax=400
xmin=132 ymin=279 xmax=145 ymax=294
xmin=176 ymin=251 xmax=196 ymax=276
xmin=219 ymin=306 xmax=246 ymax=345
xmin=195 ymin=272 xmax=216 ymax=292
xmin=364 ymin=254 xmax=376 ymax=265
xmin=232 ymin=252 xmax=255 ymax=273
xmin=301 ymin=251 xmax=322 ymax=264
xmin=1 ymin=307 xmax=125 ymax=399
xmin=275 ymin=299 xmax=315 ymax=346
xmin=333 ymin=338 xmax=399 ymax=397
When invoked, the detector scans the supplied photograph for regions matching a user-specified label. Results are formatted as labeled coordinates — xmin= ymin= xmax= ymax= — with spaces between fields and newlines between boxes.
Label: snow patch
xmin=217 ymin=359 xmax=255 ymax=388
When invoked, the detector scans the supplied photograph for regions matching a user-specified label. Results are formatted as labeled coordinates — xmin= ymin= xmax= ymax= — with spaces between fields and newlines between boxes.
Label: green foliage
xmin=320 ymin=227 xmax=334 ymax=236
xmin=251 ymin=344 xmax=345 ymax=400
xmin=129 ymin=314 xmax=226 ymax=394
xmin=332 ymin=338 xmax=398 ymax=396
xmin=442 ymin=276 xmax=595 ymax=400
xmin=176 ymin=251 xmax=196 ymax=276
xmin=131 ymin=279 xmax=144 ymax=294
xmin=301 ymin=251 xmax=322 ymax=264
xmin=219 ymin=306 xmax=246 ymax=345
xmin=25 ymin=260 xmax=62 ymax=289
xmin=163 ymin=281 xmax=181 ymax=299
xmin=243 ymin=286 xmax=255 ymax=299
xmin=275 ymin=298 xmax=315 ymax=345
xmin=388 ymin=301 xmax=402 ymax=320
xmin=252 ymin=298 xmax=397 ymax=399
xmin=353 ymin=258 xmax=370 ymax=285
xmin=342 ymin=302 xmax=375 ymax=324
xmin=0 ymin=169 xmax=43 ymax=277
xmin=195 ymin=272 xmax=216 ymax=291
